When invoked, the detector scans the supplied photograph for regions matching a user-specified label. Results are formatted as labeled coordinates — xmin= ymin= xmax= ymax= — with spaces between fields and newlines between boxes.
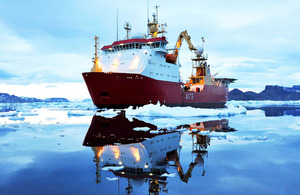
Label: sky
xmin=0 ymin=0 xmax=299 ymax=100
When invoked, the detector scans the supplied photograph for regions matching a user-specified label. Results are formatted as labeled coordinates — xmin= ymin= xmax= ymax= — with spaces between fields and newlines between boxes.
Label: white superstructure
xmin=100 ymin=40 xmax=181 ymax=83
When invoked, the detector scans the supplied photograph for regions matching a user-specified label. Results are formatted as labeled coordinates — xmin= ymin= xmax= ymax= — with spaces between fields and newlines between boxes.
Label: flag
xmin=202 ymin=37 xmax=205 ymax=42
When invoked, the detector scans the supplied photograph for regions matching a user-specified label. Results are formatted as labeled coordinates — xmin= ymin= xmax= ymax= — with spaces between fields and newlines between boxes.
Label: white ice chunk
xmin=98 ymin=102 xmax=246 ymax=118
xmin=161 ymin=173 xmax=176 ymax=177
xmin=102 ymin=166 xmax=124 ymax=171
xmin=106 ymin=177 xmax=119 ymax=181
xmin=133 ymin=127 xmax=151 ymax=131
xmin=0 ymin=111 xmax=18 ymax=117
xmin=229 ymin=100 xmax=300 ymax=107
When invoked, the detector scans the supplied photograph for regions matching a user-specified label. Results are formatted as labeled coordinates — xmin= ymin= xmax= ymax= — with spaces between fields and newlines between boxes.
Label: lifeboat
xmin=165 ymin=54 xmax=176 ymax=64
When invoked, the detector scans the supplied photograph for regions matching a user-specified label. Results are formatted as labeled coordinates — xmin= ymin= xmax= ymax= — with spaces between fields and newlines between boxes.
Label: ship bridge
xmin=97 ymin=36 xmax=181 ymax=83
xmin=101 ymin=37 xmax=168 ymax=53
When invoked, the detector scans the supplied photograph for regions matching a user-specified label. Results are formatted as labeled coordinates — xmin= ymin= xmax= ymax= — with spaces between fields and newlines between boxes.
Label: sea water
xmin=0 ymin=102 xmax=300 ymax=194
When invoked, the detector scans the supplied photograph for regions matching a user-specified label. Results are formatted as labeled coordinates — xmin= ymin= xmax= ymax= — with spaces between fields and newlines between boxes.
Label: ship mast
xmin=124 ymin=22 xmax=132 ymax=40
xmin=91 ymin=36 xmax=102 ymax=72
xmin=147 ymin=5 xmax=165 ymax=38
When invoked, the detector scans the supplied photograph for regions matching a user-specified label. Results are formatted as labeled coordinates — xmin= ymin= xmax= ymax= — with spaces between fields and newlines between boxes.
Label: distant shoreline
xmin=229 ymin=85 xmax=300 ymax=101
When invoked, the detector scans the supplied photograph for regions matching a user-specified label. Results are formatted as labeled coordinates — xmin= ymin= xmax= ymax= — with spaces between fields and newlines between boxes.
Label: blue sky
xmin=0 ymin=0 xmax=299 ymax=99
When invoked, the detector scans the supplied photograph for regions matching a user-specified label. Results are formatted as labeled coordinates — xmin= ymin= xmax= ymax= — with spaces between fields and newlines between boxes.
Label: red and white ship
xmin=83 ymin=8 xmax=235 ymax=109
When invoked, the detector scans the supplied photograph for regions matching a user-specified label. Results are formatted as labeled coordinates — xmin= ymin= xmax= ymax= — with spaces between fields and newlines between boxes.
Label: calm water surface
xmin=0 ymin=104 xmax=300 ymax=194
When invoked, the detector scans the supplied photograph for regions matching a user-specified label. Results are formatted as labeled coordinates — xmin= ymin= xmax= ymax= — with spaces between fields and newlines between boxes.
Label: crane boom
xmin=172 ymin=30 xmax=197 ymax=63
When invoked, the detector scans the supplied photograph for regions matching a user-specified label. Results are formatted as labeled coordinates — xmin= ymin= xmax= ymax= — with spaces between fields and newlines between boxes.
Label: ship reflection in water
xmin=83 ymin=112 xmax=235 ymax=194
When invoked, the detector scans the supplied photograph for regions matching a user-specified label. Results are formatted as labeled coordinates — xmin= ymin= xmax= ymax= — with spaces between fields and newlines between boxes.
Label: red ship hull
xmin=82 ymin=72 xmax=228 ymax=109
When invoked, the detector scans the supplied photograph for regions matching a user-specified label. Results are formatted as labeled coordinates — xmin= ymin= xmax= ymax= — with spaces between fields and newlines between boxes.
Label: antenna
xmin=91 ymin=36 xmax=102 ymax=72
xmin=147 ymin=0 xmax=149 ymax=36
xmin=154 ymin=4 xmax=160 ymax=24
xmin=116 ymin=8 xmax=119 ymax=41
xmin=124 ymin=22 xmax=132 ymax=39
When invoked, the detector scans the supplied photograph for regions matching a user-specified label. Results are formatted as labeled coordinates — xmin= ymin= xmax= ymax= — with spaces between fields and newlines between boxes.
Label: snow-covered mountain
xmin=0 ymin=93 xmax=69 ymax=103
xmin=229 ymin=85 xmax=300 ymax=101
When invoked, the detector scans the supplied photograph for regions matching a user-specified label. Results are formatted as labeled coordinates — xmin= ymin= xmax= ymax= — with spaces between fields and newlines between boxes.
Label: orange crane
xmin=166 ymin=30 xmax=197 ymax=64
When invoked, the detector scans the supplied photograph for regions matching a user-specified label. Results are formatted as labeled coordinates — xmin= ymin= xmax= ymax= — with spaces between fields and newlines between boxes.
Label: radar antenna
xmin=124 ymin=22 xmax=132 ymax=40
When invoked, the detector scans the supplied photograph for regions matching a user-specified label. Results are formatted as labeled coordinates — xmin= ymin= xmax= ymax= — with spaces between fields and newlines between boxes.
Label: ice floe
xmin=98 ymin=102 xmax=246 ymax=118
xmin=229 ymin=100 xmax=300 ymax=107
xmin=133 ymin=127 xmax=151 ymax=131
xmin=102 ymin=166 xmax=124 ymax=171
xmin=106 ymin=177 xmax=119 ymax=181
xmin=161 ymin=173 xmax=176 ymax=177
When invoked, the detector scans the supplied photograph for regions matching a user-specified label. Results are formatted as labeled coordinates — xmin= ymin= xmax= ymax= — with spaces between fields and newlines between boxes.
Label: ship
xmin=82 ymin=7 xmax=236 ymax=109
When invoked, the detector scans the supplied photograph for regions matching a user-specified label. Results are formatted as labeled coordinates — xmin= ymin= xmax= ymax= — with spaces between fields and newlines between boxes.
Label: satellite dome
xmin=194 ymin=45 xmax=204 ymax=56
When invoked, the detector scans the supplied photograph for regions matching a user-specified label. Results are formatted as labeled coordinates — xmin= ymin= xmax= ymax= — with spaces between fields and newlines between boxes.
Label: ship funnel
xmin=194 ymin=45 xmax=204 ymax=56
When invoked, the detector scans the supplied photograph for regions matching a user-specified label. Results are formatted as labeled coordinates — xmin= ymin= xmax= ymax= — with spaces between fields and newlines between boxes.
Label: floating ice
xmin=133 ymin=127 xmax=151 ymax=131
xmin=229 ymin=100 xmax=300 ymax=107
xmin=9 ymin=116 xmax=25 ymax=121
xmin=150 ymin=130 xmax=160 ymax=134
xmin=67 ymin=110 xmax=95 ymax=117
xmin=152 ymin=118 xmax=182 ymax=130
xmin=0 ymin=111 xmax=18 ymax=117
xmin=106 ymin=177 xmax=119 ymax=181
xmin=161 ymin=173 xmax=176 ymax=177
xmin=102 ymin=166 xmax=124 ymax=171
xmin=99 ymin=102 xmax=246 ymax=118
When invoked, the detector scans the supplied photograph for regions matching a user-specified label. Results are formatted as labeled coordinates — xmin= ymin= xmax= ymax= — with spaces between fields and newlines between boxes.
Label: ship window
xmin=192 ymin=78 xmax=196 ymax=84
xmin=197 ymin=78 xmax=200 ymax=83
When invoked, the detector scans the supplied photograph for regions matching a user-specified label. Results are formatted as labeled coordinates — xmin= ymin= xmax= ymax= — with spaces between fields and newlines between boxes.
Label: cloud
xmin=0 ymin=23 xmax=33 ymax=53
xmin=0 ymin=69 xmax=15 ymax=79
xmin=0 ymin=0 xmax=299 ymax=98
xmin=0 ymin=20 xmax=91 ymax=84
